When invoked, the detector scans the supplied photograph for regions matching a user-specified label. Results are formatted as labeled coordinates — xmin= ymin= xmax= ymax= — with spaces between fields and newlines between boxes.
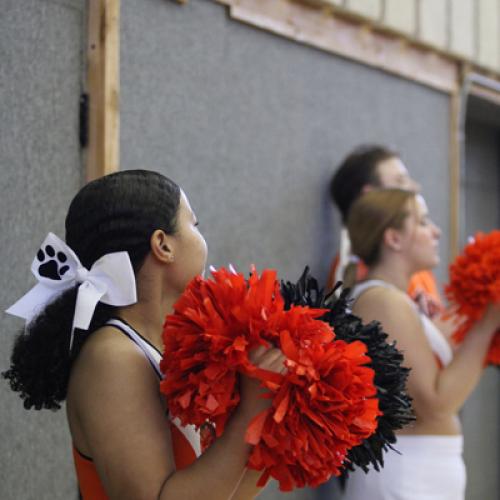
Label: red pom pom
xmin=246 ymin=338 xmax=379 ymax=490
xmin=161 ymin=267 xmax=380 ymax=490
xmin=446 ymin=230 xmax=500 ymax=365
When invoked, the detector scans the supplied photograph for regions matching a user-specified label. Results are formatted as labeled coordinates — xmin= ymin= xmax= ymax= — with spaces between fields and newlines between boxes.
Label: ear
xmin=150 ymin=229 xmax=175 ymax=264
xmin=383 ymin=227 xmax=403 ymax=252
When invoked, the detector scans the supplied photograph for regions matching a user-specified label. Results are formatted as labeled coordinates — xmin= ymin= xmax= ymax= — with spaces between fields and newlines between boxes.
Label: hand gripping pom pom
xmin=161 ymin=267 xmax=381 ymax=491
xmin=446 ymin=230 xmax=500 ymax=366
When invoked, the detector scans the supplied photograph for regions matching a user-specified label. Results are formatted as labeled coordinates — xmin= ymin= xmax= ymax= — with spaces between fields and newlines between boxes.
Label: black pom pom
xmin=281 ymin=267 xmax=414 ymax=476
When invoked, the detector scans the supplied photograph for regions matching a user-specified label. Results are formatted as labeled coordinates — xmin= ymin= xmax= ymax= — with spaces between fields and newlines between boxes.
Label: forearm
xmin=229 ymin=469 xmax=265 ymax=500
xmin=160 ymin=350 xmax=281 ymax=500
xmin=432 ymin=319 xmax=495 ymax=416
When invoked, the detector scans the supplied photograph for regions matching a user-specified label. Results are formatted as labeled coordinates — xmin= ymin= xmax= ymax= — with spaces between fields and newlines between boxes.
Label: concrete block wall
xmin=321 ymin=0 xmax=500 ymax=73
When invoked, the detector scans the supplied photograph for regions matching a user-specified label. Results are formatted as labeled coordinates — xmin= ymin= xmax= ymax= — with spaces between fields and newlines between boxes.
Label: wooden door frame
xmin=85 ymin=0 xmax=120 ymax=182
xmin=453 ymin=72 xmax=500 ymax=252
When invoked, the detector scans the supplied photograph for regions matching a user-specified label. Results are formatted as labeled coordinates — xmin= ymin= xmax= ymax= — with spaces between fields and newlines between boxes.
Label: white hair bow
xmin=6 ymin=233 xmax=137 ymax=350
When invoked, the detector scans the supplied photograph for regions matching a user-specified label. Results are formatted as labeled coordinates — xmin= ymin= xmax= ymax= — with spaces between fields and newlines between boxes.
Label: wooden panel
xmin=345 ymin=0 xmax=381 ymax=20
xmin=86 ymin=0 xmax=120 ymax=181
xmin=418 ymin=0 xmax=448 ymax=49
xmin=217 ymin=0 xmax=458 ymax=94
xmin=478 ymin=0 xmax=500 ymax=71
xmin=449 ymin=0 xmax=475 ymax=60
xmin=384 ymin=0 xmax=416 ymax=36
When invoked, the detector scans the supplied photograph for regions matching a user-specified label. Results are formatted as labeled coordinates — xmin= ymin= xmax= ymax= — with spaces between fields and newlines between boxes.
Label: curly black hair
xmin=3 ymin=170 xmax=181 ymax=410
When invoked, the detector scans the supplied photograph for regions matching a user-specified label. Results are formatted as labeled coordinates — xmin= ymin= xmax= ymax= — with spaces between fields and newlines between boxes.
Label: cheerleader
xmin=4 ymin=170 xmax=283 ymax=499
xmin=340 ymin=189 xmax=500 ymax=500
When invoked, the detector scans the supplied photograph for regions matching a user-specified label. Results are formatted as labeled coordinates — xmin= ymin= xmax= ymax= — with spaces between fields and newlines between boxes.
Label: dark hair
xmin=330 ymin=145 xmax=398 ymax=223
xmin=3 ymin=170 xmax=181 ymax=410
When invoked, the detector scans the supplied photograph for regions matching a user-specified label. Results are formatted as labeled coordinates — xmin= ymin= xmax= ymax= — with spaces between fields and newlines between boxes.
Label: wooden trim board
xmin=86 ymin=0 xmax=120 ymax=182
xmin=217 ymin=0 xmax=459 ymax=94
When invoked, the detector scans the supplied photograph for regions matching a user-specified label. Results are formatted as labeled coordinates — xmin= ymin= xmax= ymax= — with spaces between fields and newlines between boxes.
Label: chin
xmin=426 ymin=256 xmax=440 ymax=269
xmin=414 ymin=256 xmax=439 ymax=272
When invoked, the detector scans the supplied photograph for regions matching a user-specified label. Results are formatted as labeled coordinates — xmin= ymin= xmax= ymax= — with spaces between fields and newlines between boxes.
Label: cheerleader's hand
xmin=239 ymin=346 xmax=285 ymax=415
xmin=248 ymin=345 xmax=286 ymax=374
xmin=432 ymin=306 xmax=466 ymax=344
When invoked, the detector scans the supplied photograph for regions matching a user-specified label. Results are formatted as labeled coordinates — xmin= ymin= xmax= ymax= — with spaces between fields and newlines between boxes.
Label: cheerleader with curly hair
xmin=4 ymin=170 xmax=283 ymax=500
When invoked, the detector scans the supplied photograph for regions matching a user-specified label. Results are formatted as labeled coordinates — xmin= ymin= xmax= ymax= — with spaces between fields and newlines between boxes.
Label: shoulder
xmin=77 ymin=325 xmax=149 ymax=370
xmin=69 ymin=325 xmax=158 ymax=403
xmin=353 ymin=285 xmax=419 ymax=325
xmin=354 ymin=283 xmax=408 ymax=304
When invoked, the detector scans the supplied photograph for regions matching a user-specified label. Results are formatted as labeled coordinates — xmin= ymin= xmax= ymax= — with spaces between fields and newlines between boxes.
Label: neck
xmin=366 ymin=257 xmax=412 ymax=292
xmin=116 ymin=269 xmax=179 ymax=350
xmin=117 ymin=303 xmax=171 ymax=350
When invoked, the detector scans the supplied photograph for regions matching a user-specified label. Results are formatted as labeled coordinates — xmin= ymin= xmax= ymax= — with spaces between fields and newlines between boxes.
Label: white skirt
xmin=340 ymin=435 xmax=466 ymax=500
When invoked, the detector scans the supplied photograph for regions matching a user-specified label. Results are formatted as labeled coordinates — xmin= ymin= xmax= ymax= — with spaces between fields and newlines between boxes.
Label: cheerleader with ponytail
xmin=339 ymin=189 xmax=500 ymax=500
xmin=4 ymin=170 xmax=283 ymax=500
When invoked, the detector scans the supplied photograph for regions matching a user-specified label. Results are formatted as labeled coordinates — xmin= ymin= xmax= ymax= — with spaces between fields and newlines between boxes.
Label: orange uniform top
xmin=73 ymin=422 xmax=198 ymax=500
xmin=327 ymin=254 xmax=443 ymax=318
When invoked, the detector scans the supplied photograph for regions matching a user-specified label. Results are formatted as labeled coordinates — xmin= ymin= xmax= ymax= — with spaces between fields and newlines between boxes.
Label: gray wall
xmin=120 ymin=1 xmax=451 ymax=498
xmin=461 ymin=105 xmax=500 ymax=500
xmin=120 ymin=0 xmax=451 ymax=290
xmin=0 ymin=1 xmax=84 ymax=499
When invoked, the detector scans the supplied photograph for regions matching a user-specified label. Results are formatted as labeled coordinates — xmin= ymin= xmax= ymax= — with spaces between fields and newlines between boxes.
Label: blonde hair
xmin=344 ymin=189 xmax=416 ymax=288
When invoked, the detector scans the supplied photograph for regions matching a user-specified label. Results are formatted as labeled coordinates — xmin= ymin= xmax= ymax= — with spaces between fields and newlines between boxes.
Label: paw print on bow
xmin=37 ymin=244 xmax=70 ymax=280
